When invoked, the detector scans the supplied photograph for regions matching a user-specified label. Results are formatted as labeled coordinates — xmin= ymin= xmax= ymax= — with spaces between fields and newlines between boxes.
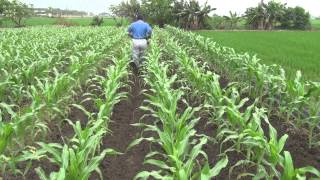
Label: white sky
xmin=21 ymin=0 xmax=320 ymax=17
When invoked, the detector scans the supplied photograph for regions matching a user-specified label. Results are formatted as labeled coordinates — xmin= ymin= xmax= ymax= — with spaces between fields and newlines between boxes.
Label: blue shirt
xmin=128 ymin=20 xmax=152 ymax=39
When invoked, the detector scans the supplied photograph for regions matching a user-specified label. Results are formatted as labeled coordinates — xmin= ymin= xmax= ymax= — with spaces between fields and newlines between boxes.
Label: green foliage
xmin=90 ymin=16 xmax=104 ymax=26
xmin=165 ymin=26 xmax=320 ymax=179
xmin=0 ymin=17 xmax=126 ymax=27
xmin=170 ymin=0 xmax=215 ymax=29
xmin=141 ymin=0 xmax=173 ymax=27
xmin=244 ymin=1 xmax=310 ymax=30
xmin=244 ymin=1 xmax=285 ymax=30
xmin=0 ymin=27 xmax=127 ymax=176
xmin=206 ymin=15 xmax=226 ymax=29
xmin=2 ymin=0 xmax=33 ymax=27
xmin=0 ymin=0 xmax=10 ymax=15
xmin=280 ymin=6 xmax=311 ymax=30
xmin=223 ymin=11 xmax=241 ymax=29
xmin=196 ymin=31 xmax=320 ymax=81
xmin=129 ymin=28 xmax=228 ymax=179
xmin=109 ymin=0 xmax=141 ymax=21
xmin=169 ymin=26 xmax=320 ymax=150
xmin=111 ymin=0 xmax=215 ymax=29
xmin=312 ymin=19 xmax=320 ymax=30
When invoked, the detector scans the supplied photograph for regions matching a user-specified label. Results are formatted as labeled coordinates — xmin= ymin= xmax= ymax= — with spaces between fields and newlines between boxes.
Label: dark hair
xmin=137 ymin=14 xmax=143 ymax=20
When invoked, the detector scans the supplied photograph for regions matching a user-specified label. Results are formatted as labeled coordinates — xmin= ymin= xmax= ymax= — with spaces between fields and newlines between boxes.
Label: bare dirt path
xmin=98 ymin=75 xmax=154 ymax=180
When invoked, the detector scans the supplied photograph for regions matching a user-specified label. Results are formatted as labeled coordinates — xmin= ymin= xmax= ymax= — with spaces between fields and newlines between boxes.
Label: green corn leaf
xmin=35 ymin=167 xmax=49 ymax=180
xmin=207 ymin=156 xmax=228 ymax=178
xmin=144 ymin=159 xmax=172 ymax=170
xmin=127 ymin=137 xmax=156 ymax=151
xmin=134 ymin=170 xmax=167 ymax=180
xmin=297 ymin=166 xmax=320 ymax=178
xmin=0 ymin=123 xmax=14 ymax=154
xmin=281 ymin=151 xmax=295 ymax=180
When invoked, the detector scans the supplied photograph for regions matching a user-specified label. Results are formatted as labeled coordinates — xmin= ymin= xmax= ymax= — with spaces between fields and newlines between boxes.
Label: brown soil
xmin=97 ymin=76 xmax=156 ymax=180
xmin=2 ymin=66 xmax=319 ymax=180
xmin=181 ymin=37 xmax=320 ymax=178
xmin=267 ymin=116 xmax=320 ymax=170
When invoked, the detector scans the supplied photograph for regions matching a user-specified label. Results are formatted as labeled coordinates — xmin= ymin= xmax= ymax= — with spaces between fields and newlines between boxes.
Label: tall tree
xmin=174 ymin=0 xmax=215 ymax=29
xmin=141 ymin=0 xmax=174 ymax=27
xmin=0 ymin=0 xmax=10 ymax=15
xmin=2 ymin=0 xmax=32 ymax=27
xmin=223 ymin=11 xmax=241 ymax=29
xmin=245 ymin=0 xmax=286 ymax=30
xmin=109 ymin=0 xmax=141 ymax=21
xmin=264 ymin=1 xmax=286 ymax=30
xmin=110 ymin=0 xmax=215 ymax=29
xmin=245 ymin=4 xmax=266 ymax=30
xmin=293 ymin=7 xmax=310 ymax=29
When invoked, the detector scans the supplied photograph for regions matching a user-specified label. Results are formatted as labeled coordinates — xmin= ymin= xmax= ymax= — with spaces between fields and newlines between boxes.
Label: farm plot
xmin=0 ymin=26 xmax=320 ymax=180
xmin=197 ymin=30 xmax=320 ymax=81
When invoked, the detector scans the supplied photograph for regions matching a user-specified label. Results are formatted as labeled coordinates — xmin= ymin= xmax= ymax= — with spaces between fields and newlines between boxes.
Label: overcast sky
xmin=21 ymin=0 xmax=320 ymax=17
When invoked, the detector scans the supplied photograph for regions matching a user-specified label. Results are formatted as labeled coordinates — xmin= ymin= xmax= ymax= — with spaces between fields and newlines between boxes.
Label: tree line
xmin=110 ymin=0 xmax=215 ymax=29
xmin=111 ymin=0 xmax=312 ymax=30
xmin=0 ymin=0 xmax=313 ymax=30
xmin=245 ymin=0 xmax=311 ymax=30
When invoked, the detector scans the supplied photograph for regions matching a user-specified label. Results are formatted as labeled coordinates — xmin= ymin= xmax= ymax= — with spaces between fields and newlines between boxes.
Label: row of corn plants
xmin=0 ymin=27 xmax=85 ymax=104
xmin=26 ymin=45 xmax=131 ymax=180
xmin=0 ymin=27 xmax=120 ymax=105
xmin=166 ymin=26 xmax=320 ymax=149
xmin=128 ymin=30 xmax=228 ymax=179
xmin=158 ymin=29 xmax=320 ymax=179
xmin=0 ymin=27 xmax=127 ymax=177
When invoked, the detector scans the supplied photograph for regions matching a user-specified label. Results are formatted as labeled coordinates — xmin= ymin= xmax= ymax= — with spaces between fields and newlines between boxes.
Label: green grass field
xmin=0 ymin=17 xmax=128 ymax=27
xmin=197 ymin=30 xmax=320 ymax=81
xmin=312 ymin=19 xmax=320 ymax=30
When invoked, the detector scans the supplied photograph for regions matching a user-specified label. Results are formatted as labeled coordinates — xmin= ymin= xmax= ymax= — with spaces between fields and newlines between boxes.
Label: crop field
xmin=0 ymin=17 xmax=128 ymax=27
xmin=0 ymin=26 xmax=320 ymax=180
xmin=312 ymin=19 xmax=320 ymax=30
xmin=197 ymin=30 xmax=320 ymax=81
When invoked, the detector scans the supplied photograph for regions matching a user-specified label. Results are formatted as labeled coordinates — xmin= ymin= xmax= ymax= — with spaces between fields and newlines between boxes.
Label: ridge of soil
xmin=98 ymin=76 xmax=155 ymax=180
xmin=184 ymin=40 xmax=320 ymax=177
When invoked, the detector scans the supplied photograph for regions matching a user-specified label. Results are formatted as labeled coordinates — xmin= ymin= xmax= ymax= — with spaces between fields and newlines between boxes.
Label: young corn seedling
xmin=34 ymin=119 xmax=120 ymax=180
xmin=32 ymin=44 xmax=130 ymax=180
xmin=166 ymin=26 xmax=320 ymax=153
xmin=280 ymin=151 xmax=320 ymax=180
xmin=162 ymin=28 xmax=320 ymax=179
xmin=129 ymin=34 xmax=228 ymax=180
xmin=0 ymin=27 xmax=128 ymax=176
xmin=304 ymin=82 xmax=320 ymax=148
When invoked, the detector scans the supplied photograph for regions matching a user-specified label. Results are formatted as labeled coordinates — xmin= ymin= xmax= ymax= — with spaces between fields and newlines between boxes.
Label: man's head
xmin=136 ymin=14 xmax=144 ymax=21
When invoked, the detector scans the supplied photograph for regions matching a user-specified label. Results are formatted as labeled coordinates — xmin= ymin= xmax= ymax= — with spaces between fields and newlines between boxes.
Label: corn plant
xmin=159 ymin=29 xmax=320 ymax=179
xmin=165 ymin=26 xmax=320 ymax=150
xmin=129 ymin=32 xmax=228 ymax=180
xmin=0 ymin=27 xmax=127 ymax=176
xmin=28 ymin=44 xmax=130 ymax=180
xmin=304 ymin=82 xmax=320 ymax=148
xmin=280 ymin=151 xmax=320 ymax=180
xmin=34 ymin=120 xmax=118 ymax=180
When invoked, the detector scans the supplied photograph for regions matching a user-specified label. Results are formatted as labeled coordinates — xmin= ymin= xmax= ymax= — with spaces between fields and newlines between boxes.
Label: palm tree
xmin=264 ymin=1 xmax=286 ymax=30
xmin=197 ymin=1 xmax=216 ymax=29
xmin=175 ymin=0 xmax=215 ymax=29
xmin=223 ymin=11 xmax=241 ymax=29
xmin=245 ymin=0 xmax=286 ymax=30
xmin=109 ymin=0 xmax=141 ymax=21
xmin=245 ymin=5 xmax=265 ymax=30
